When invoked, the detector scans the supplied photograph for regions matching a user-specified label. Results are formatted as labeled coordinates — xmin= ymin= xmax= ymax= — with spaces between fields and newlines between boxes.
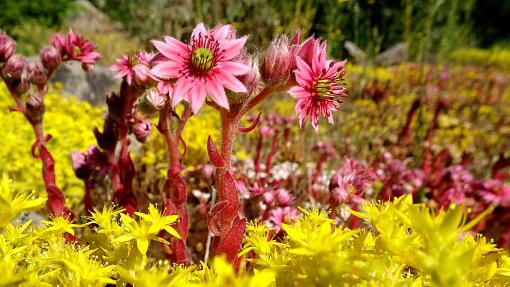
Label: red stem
xmin=158 ymin=103 xmax=192 ymax=265
xmin=2 ymin=74 xmax=73 ymax=218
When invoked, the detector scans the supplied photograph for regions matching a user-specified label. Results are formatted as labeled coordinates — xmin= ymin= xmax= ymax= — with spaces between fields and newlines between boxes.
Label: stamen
xmin=190 ymin=47 xmax=215 ymax=76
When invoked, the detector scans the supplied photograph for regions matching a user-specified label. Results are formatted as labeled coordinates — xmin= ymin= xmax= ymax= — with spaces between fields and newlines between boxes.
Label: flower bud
xmin=238 ymin=54 xmax=260 ymax=96
xmin=133 ymin=118 xmax=152 ymax=143
xmin=81 ymin=62 xmax=94 ymax=72
xmin=40 ymin=45 xmax=62 ymax=70
xmin=262 ymin=35 xmax=292 ymax=86
xmin=25 ymin=93 xmax=45 ymax=122
xmin=3 ymin=54 xmax=27 ymax=80
xmin=26 ymin=62 xmax=47 ymax=85
xmin=0 ymin=33 xmax=15 ymax=63
xmin=138 ymin=89 xmax=166 ymax=115
xmin=71 ymin=151 xmax=90 ymax=179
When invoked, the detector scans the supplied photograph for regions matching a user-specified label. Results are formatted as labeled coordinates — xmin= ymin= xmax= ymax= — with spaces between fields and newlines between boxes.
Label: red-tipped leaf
xmin=207 ymin=136 xmax=225 ymax=167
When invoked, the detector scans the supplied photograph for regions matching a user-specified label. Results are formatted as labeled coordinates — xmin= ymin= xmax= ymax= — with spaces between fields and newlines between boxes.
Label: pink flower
xmin=268 ymin=207 xmax=300 ymax=231
xmin=111 ymin=51 xmax=153 ymax=86
xmin=288 ymin=37 xmax=348 ymax=131
xmin=150 ymin=23 xmax=249 ymax=114
xmin=64 ymin=29 xmax=100 ymax=64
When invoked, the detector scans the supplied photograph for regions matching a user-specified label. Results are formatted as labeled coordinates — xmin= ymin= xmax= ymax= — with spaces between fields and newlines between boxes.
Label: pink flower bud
xmin=40 ymin=45 xmax=62 ymax=70
xmin=238 ymin=54 xmax=260 ymax=96
xmin=71 ymin=151 xmax=90 ymax=179
xmin=14 ymin=78 xmax=30 ymax=94
xmin=3 ymin=54 xmax=27 ymax=80
xmin=0 ymin=33 xmax=16 ymax=63
xmin=262 ymin=34 xmax=292 ymax=86
xmin=133 ymin=118 xmax=152 ymax=143
xmin=26 ymin=62 xmax=48 ymax=85
xmin=138 ymin=89 xmax=166 ymax=115
xmin=25 ymin=93 xmax=45 ymax=122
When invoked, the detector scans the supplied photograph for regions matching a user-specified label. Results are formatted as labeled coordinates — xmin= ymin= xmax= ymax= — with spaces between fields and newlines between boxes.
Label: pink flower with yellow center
xmin=111 ymin=51 xmax=153 ymax=86
xmin=150 ymin=23 xmax=249 ymax=113
xmin=288 ymin=37 xmax=347 ymax=131
xmin=64 ymin=29 xmax=100 ymax=64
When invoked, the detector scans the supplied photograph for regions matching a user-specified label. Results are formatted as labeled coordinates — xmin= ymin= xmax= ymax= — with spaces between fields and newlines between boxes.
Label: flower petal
xmin=150 ymin=61 xmax=182 ymax=79
xmin=191 ymin=23 xmax=207 ymax=39
xmin=215 ymin=71 xmax=247 ymax=93
xmin=205 ymin=78 xmax=229 ymax=110
xmin=288 ymin=86 xmax=310 ymax=99
xmin=211 ymin=25 xmax=231 ymax=41
xmin=216 ymin=61 xmax=250 ymax=76
xmin=189 ymin=84 xmax=207 ymax=114
xmin=152 ymin=40 xmax=187 ymax=60
xmin=221 ymin=37 xmax=247 ymax=60
xmin=172 ymin=77 xmax=193 ymax=107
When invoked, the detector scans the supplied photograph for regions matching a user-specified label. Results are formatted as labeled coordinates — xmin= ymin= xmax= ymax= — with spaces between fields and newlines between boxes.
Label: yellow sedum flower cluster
xmin=1 ymin=175 xmax=509 ymax=286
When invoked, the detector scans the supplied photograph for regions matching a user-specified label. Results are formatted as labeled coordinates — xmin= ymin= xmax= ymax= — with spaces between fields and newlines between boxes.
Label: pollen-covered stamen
xmin=191 ymin=48 xmax=215 ymax=75
xmin=315 ymin=79 xmax=335 ymax=98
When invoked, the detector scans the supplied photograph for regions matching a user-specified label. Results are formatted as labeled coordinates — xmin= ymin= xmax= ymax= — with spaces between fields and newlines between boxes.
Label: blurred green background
xmin=1 ymin=0 xmax=509 ymax=63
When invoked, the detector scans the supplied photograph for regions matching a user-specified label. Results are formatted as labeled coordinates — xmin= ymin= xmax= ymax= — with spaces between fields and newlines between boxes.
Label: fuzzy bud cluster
xmin=0 ymin=33 xmax=15 ymax=63
xmin=262 ymin=31 xmax=300 ymax=86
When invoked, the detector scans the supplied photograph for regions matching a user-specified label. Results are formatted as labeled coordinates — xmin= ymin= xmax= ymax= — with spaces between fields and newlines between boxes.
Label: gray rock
xmin=375 ymin=42 xmax=409 ymax=66
xmin=344 ymin=41 xmax=368 ymax=63
xmin=52 ymin=61 xmax=120 ymax=105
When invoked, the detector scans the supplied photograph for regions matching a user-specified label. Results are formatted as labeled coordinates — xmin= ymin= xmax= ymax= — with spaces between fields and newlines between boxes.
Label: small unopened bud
xmin=13 ymin=79 xmax=30 ymax=94
xmin=138 ymin=89 xmax=166 ymax=115
xmin=71 ymin=151 xmax=90 ymax=179
xmin=81 ymin=62 xmax=94 ymax=72
xmin=26 ymin=62 xmax=47 ymax=85
xmin=3 ymin=54 xmax=27 ymax=80
xmin=238 ymin=55 xmax=260 ymax=96
xmin=0 ymin=33 xmax=16 ymax=63
xmin=133 ymin=118 xmax=152 ymax=143
xmin=262 ymin=35 xmax=292 ymax=86
xmin=40 ymin=45 xmax=62 ymax=70
xmin=25 ymin=93 xmax=45 ymax=122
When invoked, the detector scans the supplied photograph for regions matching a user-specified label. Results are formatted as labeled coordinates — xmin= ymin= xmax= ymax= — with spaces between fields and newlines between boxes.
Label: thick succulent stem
xmin=158 ymin=103 xmax=192 ymax=265
xmin=2 ymin=74 xmax=73 ymax=218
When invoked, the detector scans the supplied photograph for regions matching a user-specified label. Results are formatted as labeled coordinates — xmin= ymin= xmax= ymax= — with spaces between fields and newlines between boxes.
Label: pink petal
xmin=296 ymin=57 xmax=313 ymax=80
xmin=164 ymin=36 xmax=189 ymax=52
xmin=288 ymin=86 xmax=310 ymax=99
xmin=189 ymin=84 xmax=207 ymax=114
xmin=172 ymin=77 xmax=193 ymax=107
xmin=211 ymin=25 xmax=231 ymax=40
xmin=191 ymin=23 xmax=207 ymax=39
xmin=221 ymin=37 xmax=247 ymax=60
xmin=150 ymin=61 xmax=182 ymax=79
xmin=205 ymin=78 xmax=229 ymax=110
xmin=216 ymin=61 xmax=250 ymax=76
xmin=215 ymin=71 xmax=247 ymax=93
xmin=152 ymin=40 xmax=187 ymax=60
